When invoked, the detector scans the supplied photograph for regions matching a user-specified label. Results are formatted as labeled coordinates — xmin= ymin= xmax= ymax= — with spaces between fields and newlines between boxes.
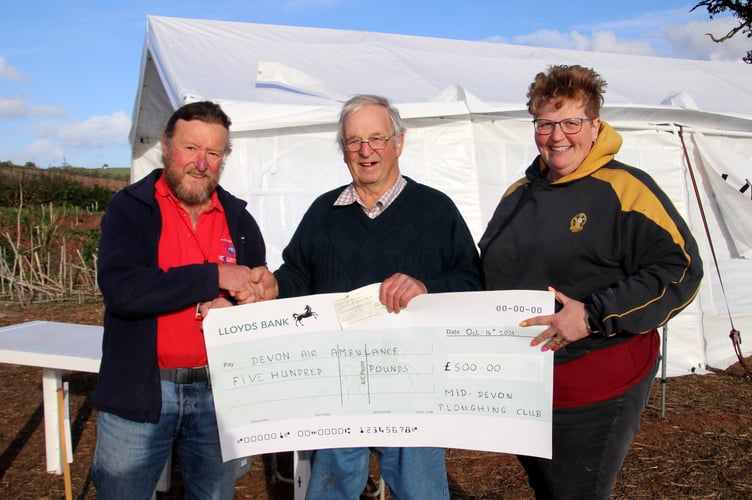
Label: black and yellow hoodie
xmin=479 ymin=122 xmax=703 ymax=406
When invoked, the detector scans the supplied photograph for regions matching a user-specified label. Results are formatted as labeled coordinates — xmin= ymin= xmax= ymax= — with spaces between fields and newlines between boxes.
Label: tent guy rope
xmin=679 ymin=125 xmax=752 ymax=380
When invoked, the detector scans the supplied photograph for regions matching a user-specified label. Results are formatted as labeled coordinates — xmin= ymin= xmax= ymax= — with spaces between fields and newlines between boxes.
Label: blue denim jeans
xmin=91 ymin=380 xmax=239 ymax=500
xmin=517 ymin=360 xmax=659 ymax=500
xmin=305 ymin=446 xmax=449 ymax=500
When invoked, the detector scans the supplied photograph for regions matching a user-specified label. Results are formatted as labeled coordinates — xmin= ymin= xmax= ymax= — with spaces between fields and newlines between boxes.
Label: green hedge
xmin=0 ymin=170 xmax=117 ymax=209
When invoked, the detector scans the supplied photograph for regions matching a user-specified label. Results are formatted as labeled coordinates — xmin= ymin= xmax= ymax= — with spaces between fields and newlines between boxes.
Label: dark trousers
xmin=518 ymin=360 xmax=659 ymax=500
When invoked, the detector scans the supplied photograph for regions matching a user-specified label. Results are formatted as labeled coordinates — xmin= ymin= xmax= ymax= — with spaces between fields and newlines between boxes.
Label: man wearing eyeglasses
xmin=265 ymin=94 xmax=481 ymax=499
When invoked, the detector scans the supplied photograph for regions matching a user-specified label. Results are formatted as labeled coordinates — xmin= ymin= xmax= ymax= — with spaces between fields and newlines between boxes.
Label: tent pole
xmin=646 ymin=324 xmax=668 ymax=417
xmin=659 ymin=324 xmax=667 ymax=417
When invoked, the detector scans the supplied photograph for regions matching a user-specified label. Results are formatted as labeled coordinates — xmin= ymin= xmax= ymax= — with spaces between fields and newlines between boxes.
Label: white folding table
xmin=0 ymin=320 xmax=102 ymax=474
xmin=0 ymin=320 xmax=285 ymax=495
xmin=0 ymin=319 xmax=226 ymax=495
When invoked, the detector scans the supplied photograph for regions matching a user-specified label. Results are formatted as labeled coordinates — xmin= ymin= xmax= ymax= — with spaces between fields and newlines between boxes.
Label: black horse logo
xmin=292 ymin=305 xmax=318 ymax=326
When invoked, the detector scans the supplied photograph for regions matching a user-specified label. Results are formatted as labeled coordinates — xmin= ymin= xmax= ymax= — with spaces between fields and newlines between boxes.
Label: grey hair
xmin=337 ymin=94 xmax=405 ymax=153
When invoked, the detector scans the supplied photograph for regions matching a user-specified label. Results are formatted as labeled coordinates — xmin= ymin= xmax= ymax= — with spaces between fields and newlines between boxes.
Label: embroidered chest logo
xmin=218 ymin=238 xmax=237 ymax=264
xmin=569 ymin=212 xmax=588 ymax=233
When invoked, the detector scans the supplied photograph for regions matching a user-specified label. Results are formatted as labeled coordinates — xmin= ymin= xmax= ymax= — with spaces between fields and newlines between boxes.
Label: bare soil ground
xmin=1 ymin=301 xmax=751 ymax=499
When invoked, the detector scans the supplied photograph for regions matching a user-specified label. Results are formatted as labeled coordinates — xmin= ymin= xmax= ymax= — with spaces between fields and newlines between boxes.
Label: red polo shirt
xmin=154 ymin=176 xmax=236 ymax=368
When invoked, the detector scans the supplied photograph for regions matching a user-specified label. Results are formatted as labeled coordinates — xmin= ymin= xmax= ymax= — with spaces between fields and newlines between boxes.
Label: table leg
xmin=293 ymin=450 xmax=312 ymax=500
xmin=42 ymin=368 xmax=70 ymax=474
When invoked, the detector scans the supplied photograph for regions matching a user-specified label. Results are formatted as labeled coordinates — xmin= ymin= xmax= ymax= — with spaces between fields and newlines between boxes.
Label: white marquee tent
xmin=130 ymin=15 xmax=752 ymax=376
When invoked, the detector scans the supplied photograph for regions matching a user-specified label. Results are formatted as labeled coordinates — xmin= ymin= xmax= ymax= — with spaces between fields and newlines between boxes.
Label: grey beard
xmin=172 ymin=181 xmax=216 ymax=205
xmin=163 ymin=156 xmax=223 ymax=206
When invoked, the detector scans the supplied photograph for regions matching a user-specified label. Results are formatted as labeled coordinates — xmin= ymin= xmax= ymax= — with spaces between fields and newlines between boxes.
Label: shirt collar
xmin=334 ymin=175 xmax=407 ymax=218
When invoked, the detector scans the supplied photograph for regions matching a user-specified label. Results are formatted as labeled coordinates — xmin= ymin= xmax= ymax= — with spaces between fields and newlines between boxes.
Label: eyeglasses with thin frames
xmin=343 ymin=135 xmax=394 ymax=152
xmin=532 ymin=118 xmax=593 ymax=135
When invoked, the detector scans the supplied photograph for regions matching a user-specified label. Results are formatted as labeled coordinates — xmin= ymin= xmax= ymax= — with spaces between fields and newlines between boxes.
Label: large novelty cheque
xmin=203 ymin=286 xmax=555 ymax=461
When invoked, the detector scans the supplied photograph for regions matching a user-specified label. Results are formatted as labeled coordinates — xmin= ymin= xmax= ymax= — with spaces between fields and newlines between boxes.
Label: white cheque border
xmin=203 ymin=289 xmax=555 ymax=460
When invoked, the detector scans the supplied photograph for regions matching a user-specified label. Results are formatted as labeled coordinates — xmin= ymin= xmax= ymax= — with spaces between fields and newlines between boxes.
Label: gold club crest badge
xmin=570 ymin=212 xmax=587 ymax=233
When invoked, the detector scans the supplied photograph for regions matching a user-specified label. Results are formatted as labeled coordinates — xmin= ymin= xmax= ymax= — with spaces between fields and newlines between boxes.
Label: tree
xmin=692 ymin=0 xmax=752 ymax=63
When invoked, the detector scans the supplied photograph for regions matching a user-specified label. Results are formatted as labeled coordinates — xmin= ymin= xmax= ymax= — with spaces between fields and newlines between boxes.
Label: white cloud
xmin=512 ymin=29 xmax=656 ymax=56
xmin=0 ymin=111 xmax=131 ymax=167
xmin=586 ymin=31 xmax=656 ymax=57
xmin=54 ymin=111 xmax=131 ymax=149
xmin=664 ymin=17 xmax=749 ymax=61
xmin=0 ymin=56 xmax=22 ymax=80
xmin=25 ymin=138 xmax=66 ymax=165
xmin=574 ymin=8 xmax=692 ymax=41
xmin=0 ymin=96 xmax=68 ymax=121
xmin=29 ymin=105 xmax=67 ymax=118
xmin=490 ymin=8 xmax=748 ymax=62
xmin=0 ymin=96 xmax=28 ymax=118
xmin=509 ymin=29 xmax=568 ymax=49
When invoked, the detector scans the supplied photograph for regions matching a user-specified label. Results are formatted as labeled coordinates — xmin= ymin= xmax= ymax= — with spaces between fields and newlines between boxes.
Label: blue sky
xmin=0 ymin=1 xmax=746 ymax=169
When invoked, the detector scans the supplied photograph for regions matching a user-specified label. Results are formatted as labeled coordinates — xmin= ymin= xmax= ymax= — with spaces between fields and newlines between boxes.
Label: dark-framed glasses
xmin=533 ymin=117 xmax=593 ymax=135
xmin=343 ymin=135 xmax=393 ymax=152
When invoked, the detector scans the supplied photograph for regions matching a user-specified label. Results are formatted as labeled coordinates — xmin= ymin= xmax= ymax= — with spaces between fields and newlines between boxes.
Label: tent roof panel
xmin=134 ymin=15 xmax=752 ymax=143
